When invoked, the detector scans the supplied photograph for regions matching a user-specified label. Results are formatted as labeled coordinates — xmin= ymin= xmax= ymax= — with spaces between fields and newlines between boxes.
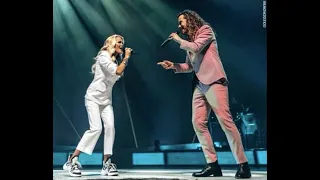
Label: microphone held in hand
xmin=124 ymin=48 xmax=139 ymax=55
xmin=160 ymin=30 xmax=180 ymax=47
xmin=160 ymin=38 xmax=172 ymax=47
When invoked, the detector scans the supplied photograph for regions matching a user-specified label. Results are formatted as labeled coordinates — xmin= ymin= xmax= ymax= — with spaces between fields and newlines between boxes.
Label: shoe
xmin=62 ymin=154 xmax=82 ymax=171
xmin=62 ymin=154 xmax=72 ymax=171
xmin=68 ymin=156 xmax=82 ymax=177
xmin=192 ymin=161 xmax=223 ymax=177
xmin=101 ymin=158 xmax=119 ymax=176
xmin=235 ymin=162 xmax=251 ymax=179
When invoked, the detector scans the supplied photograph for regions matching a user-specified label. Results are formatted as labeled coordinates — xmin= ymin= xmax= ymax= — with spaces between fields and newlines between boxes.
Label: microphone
xmin=131 ymin=50 xmax=139 ymax=55
xmin=160 ymin=38 xmax=172 ymax=47
xmin=123 ymin=48 xmax=139 ymax=55
xmin=160 ymin=30 xmax=180 ymax=47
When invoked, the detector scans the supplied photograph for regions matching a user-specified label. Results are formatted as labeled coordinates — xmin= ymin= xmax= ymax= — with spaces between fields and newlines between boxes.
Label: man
xmin=157 ymin=10 xmax=251 ymax=179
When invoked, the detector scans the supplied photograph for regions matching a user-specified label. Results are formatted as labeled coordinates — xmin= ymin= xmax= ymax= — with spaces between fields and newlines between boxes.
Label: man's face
xmin=178 ymin=14 xmax=187 ymax=34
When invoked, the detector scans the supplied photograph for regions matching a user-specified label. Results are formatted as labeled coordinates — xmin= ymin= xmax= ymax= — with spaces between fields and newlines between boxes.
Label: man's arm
xmin=173 ymin=55 xmax=193 ymax=73
xmin=179 ymin=25 xmax=214 ymax=54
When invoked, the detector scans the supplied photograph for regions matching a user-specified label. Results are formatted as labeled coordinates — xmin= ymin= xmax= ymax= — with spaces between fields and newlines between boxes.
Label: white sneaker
xmin=62 ymin=154 xmax=82 ymax=171
xmin=101 ymin=159 xmax=119 ymax=176
xmin=69 ymin=156 xmax=82 ymax=177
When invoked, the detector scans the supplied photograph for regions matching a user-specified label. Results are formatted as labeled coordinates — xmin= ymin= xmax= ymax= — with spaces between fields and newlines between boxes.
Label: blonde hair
xmin=91 ymin=34 xmax=125 ymax=74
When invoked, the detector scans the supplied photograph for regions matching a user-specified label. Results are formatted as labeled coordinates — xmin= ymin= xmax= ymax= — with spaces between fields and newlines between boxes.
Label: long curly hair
xmin=177 ymin=10 xmax=211 ymax=42
xmin=91 ymin=34 xmax=124 ymax=74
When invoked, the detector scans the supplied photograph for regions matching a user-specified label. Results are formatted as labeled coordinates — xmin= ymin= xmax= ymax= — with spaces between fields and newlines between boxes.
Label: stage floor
xmin=53 ymin=169 xmax=267 ymax=180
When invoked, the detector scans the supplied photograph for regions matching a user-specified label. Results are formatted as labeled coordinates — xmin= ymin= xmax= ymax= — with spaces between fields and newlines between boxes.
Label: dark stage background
xmin=53 ymin=0 xmax=266 ymax=151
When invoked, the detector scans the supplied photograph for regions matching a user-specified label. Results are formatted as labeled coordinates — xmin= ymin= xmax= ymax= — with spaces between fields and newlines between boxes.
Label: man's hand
xmin=169 ymin=32 xmax=182 ymax=44
xmin=157 ymin=60 xmax=175 ymax=70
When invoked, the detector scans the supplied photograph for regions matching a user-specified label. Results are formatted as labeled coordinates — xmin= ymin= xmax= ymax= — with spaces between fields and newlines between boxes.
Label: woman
xmin=62 ymin=34 xmax=133 ymax=177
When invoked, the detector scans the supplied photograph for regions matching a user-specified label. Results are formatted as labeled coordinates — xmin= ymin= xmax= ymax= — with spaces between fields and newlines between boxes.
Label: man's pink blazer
xmin=174 ymin=25 xmax=227 ymax=85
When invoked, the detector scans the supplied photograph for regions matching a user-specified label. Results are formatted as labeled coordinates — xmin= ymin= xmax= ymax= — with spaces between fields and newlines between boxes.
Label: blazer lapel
xmin=187 ymin=26 xmax=203 ymax=59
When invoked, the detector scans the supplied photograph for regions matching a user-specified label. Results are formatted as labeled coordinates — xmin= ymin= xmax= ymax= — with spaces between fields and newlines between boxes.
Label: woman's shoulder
xmin=97 ymin=51 xmax=113 ymax=62
xmin=98 ymin=50 xmax=110 ymax=57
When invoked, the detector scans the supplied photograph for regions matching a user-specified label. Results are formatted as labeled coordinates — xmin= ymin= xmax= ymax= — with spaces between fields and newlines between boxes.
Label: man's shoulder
xmin=196 ymin=24 xmax=214 ymax=37
xmin=199 ymin=24 xmax=212 ymax=31
xmin=194 ymin=24 xmax=214 ymax=41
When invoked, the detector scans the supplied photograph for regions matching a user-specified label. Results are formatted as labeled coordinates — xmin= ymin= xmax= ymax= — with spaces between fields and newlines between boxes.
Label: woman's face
xmin=114 ymin=36 xmax=124 ymax=55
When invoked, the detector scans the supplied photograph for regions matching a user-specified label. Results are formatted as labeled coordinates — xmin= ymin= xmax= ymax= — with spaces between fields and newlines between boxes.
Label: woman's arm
xmin=116 ymin=48 xmax=132 ymax=75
